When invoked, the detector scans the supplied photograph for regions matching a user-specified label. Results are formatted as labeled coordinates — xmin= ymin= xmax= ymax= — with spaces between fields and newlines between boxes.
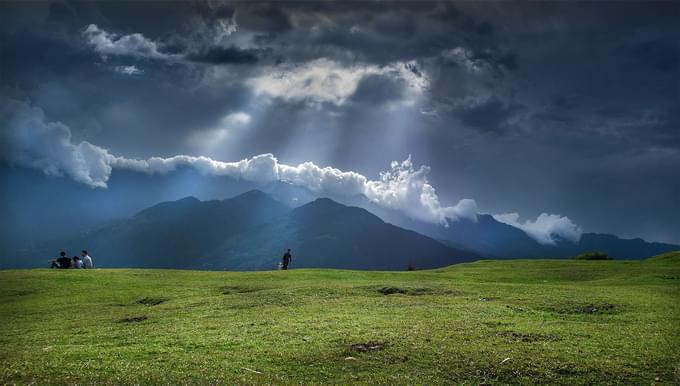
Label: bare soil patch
xmin=136 ymin=297 xmax=166 ymax=306
xmin=497 ymin=331 xmax=561 ymax=343
xmin=348 ymin=341 xmax=388 ymax=353
xmin=221 ymin=286 xmax=267 ymax=294
xmin=118 ymin=315 xmax=148 ymax=323
xmin=542 ymin=302 xmax=618 ymax=315
xmin=377 ymin=287 xmax=432 ymax=296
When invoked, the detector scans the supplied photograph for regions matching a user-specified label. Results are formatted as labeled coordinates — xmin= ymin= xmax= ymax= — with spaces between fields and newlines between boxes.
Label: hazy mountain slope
xmin=577 ymin=233 xmax=680 ymax=259
xmin=208 ymin=198 xmax=479 ymax=270
xmin=331 ymin=194 xmax=679 ymax=259
xmin=75 ymin=190 xmax=290 ymax=268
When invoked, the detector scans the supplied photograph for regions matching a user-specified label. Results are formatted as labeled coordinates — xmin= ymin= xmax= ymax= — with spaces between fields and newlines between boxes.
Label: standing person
xmin=281 ymin=249 xmax=292 ymax=270
xmin=81 ymin=250 xmax=94 ymax=269
xmin=72 ymin=256 xmax=83 ymax=269
xmin=56 ymin=251 xmax=72 ymax=269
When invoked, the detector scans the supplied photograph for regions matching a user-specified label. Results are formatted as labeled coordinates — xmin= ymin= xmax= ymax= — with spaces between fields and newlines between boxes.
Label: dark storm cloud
xmin=185 ymin=46 xmax=262 ymax=64
xmin=1 ymin=0 xmax=679 ymax=243
xmin=618 ymin=35 xmax=680 ymax=72
xmin=454 ymin=98 xmax=526 ymax=133
xmin=241 ymin=3 xmax=293 ymax=34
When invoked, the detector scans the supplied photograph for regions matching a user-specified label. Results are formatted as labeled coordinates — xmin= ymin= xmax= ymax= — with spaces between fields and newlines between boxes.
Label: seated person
xmin=72 ymin=256 xmax=83 ymax=269
xmin=56 ymin=251 xmax=72 ymax=269
xmin=81 ymin=250 xmax=94 ymax=269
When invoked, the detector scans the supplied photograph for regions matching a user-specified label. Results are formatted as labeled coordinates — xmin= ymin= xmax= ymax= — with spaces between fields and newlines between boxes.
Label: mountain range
xmin=1 ymin=166 xmax=677 ymax=269
xmin=334 ymin=196 xmax=679 ymax=260
xmin=62 ymin=190 xmax=478 ymax=270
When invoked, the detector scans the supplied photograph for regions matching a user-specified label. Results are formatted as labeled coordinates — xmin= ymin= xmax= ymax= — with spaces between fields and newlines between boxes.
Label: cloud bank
xmin=493 ymin=212 xmax=583 ymax=245
xmin=1 ymin=97 xmax=113 ymax=187
xmin=1 ymin=97 xmax=473 ymax=225
xmin=1 ymin=96 xmax=589 ymax=241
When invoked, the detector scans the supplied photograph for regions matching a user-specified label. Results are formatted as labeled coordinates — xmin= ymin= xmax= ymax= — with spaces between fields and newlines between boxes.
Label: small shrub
xmin=572 ymin=251 xmax=612 ymax=260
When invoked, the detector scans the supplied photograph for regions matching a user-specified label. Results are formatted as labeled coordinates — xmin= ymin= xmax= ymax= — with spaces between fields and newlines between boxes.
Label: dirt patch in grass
xmin=220 ymin=286 xmax=267 ymax=294
xmin=505 ymin=305 xmax=526 ymax=312
xmin=5 ymin=289 xmax=34 ymax=297
xmin=347 ymin=341 xmax=388 ymax=353
xmin=136 ymin=297 xmax=166 ymax=306
xmin=118 ymin=315 xmax=148 ymax=323
xmin=377 ymin=287 xmax=432 ymax=296
xmin=483 ymin=321 xmax=513 ymax=328
xmin=541 ymin=302 xmax=618 ymax=315
xmin=497 ymin=331 xmax=561 ymax=343
xmin=479 ymin=297 xmax=498 ymax=302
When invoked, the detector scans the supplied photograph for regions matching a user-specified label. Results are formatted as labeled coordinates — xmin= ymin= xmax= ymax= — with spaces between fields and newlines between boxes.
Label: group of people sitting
xmin=50 ymin=250 xmax=94 ymax=269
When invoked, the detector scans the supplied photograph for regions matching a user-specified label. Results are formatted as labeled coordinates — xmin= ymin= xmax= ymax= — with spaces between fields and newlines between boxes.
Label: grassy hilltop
xmin=1 ymin=255 xmax=679 ymax=385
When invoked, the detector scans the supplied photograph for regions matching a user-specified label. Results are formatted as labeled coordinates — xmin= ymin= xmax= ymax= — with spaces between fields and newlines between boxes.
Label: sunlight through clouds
xmin=187 ymin=112 xmax=251 ymax=151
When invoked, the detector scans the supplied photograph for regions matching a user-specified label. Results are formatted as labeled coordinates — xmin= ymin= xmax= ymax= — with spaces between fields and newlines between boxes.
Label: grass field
xmin=1 ymin=255 xmax=679 ymax=385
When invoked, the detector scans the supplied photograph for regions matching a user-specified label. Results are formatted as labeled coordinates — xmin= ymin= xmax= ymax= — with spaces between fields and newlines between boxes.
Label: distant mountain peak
xmin=177 ymin=196 xmax=200 ymax=203
xmin=311 ymin=197 xmax=337 ymax=205
xmin=292 ymin=197 xmax=386 ymax=227
xmin=228 ymin=189 xmax=279 ymax=203
xmin=299 ymin=197 xmax=359 ymax=213
xmin=238 ymin=189 xmax=268 ymax=197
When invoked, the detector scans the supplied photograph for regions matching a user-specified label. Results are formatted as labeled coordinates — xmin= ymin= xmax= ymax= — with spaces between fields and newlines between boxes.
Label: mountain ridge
xmin=55 ymin=191 xmax=477 ymax=270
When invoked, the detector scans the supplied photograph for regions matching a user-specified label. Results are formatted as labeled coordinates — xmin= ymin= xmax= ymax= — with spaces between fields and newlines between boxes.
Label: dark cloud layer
xmin=186 ymin=46 xmax=261 ymax=64
xmin=1 ymin=0 xmax=679 ymax=243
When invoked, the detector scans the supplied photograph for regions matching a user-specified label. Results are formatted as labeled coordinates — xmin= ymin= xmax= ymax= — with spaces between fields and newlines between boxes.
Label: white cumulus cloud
xmin=82 ymin=24 xmax=177 ymax=60
xmin=248 ymin=58 xmax=428 ymax=106
xmin=114 ymin=65 xmax=144 ymax=75
xmin=493 ymin=212 xmax=583 ymax=245
xmin=0 ymin=97 xmax=114 ymax=187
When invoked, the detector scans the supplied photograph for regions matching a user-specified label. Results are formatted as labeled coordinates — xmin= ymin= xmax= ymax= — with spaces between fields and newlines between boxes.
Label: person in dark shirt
xmin=56 ymin=251 xmax=72 ymax=269
xmin=281 ymin=249 xmax=292 ymax=270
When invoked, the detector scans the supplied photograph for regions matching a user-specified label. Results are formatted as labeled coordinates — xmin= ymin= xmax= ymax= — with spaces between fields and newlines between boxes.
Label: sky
xmin=1 ymin=1 xmax=679 ymax=244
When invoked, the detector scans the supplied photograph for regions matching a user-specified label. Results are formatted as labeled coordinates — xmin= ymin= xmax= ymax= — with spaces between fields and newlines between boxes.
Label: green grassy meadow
xmin=1 ymin=255 xmax=679 ymax=385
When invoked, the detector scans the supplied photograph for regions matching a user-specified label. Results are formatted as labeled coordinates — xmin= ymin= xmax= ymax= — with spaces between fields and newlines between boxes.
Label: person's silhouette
xmin=281 ymin=249 xmax=292 ymax=270
xmin=56 ymin=251 xmax=72 ymax=269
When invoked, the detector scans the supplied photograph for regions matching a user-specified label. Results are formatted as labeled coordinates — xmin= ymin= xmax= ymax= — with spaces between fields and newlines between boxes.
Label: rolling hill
xmin=1 ymin=257 xmax=678 ymax=384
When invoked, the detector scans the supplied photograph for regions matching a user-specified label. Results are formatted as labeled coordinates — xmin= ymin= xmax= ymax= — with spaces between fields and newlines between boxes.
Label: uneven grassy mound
xmin=647 ymin=250 xmax=680 ymax=261
xmin=1 ymin=258 xmax=679 ymax=385
xmin=572 ymin=251 xmax=612 ymax=260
